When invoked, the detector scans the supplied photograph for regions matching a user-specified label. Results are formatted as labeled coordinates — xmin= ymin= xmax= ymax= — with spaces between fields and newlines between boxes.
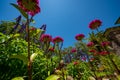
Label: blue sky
xmin=0 ymin=0 xmax=120 ymax=48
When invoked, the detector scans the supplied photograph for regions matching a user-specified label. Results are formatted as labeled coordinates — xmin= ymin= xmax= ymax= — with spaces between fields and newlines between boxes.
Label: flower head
xmin=52 ymin=36 xmax=63 ymax=43
xmin=89 ymin=19 xmax=102 ymax=30
xmin=89 ymin=49 xmax=97 ymax=56
xmin=40 ymin=34 xmax=52 ymax=42
xmin=17 ymin=0 xmax=40 ymax=16
xmin=75 ymin=34 xmax=85 ymax=41
xmin=87 ymin=42 xmax=94 ymax=47
xmin=89 ymin=49 xmax=96 ymax=53
xmin=71 ymin=48 xmax=77 ymax=53
xmin=101 ymin=41 xmax=111 ymax=46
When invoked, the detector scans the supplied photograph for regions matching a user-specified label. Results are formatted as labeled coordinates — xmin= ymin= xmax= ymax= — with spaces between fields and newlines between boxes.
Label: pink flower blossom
xmin=87 ymin=42 xmax=94 ymax=47
xmin=89 ymin=19 xmax=102 ymax=30
xmin=40 ymin=34 xmax=52 ymax=42
xmin=71 ymin=48 xmax=77 ymax=53
xmin=75 ymin=34 xmax=85 ymax=41
xmin=101 ymin=41 xmax=111 ymax=46
xmin=52 ymin=36 xmax=63 ymax=43
xmin=17 ymin=0 xmax=40 ymax=16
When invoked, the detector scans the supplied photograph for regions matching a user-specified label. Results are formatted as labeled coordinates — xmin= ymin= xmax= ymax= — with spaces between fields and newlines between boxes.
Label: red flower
xmin=73 ymin=61 xmax=79 ymax=65
xmin=101 ymin=41 xmax=111 ymax=46
xmin=49 ymin=47 xmax=54 ymax=52
xmin=89 ymin=19 xmax=102 ymax=30
xmin=89 ymin=49 xmax=97 ymax=56
xmin=71 ymin=48 xmax=77 ymax=53
xmin=52 ymin=36 xmax=63 ymax=43
xmin=17 ymin=0 xmax=40 ymax=16
xmin=40 ymin=34 xmax=52 ymax=42
xmin=75 ymin=34 xmax=85 ymax=41
xmin=89 ymin=49 xmax=96 ymax=53
xmin=87 ymin=42 xmax=94 ymax=47
xmin=99 ymin=51 xmax=110 ymax=55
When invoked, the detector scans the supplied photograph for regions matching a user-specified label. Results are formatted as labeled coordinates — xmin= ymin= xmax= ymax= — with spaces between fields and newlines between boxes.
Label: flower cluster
xmin=89 ymin=49 xmax=96 ymax=53
xmin=40 ymin=34 xmax=52 ymax=42
xmin=17 ymin=0 xmax=40 ymax=16
xmin=101 ymin=41 xmax=111 ymax=46
xmin=99 ymin=51 xmax=110 ymax=55
xmin=75 ymin=34 xmax=85 ymax=41
xmin=89 ymin=19 xmax=102 ymax=30
xmin=71 ymin=48 xmax=77 ymax=53
xmin=89 ymin=49 xmax=97 ymax=56
xmin=87 ymin=42 xmax=94 ymax=47
xmin=52 ymin=36 xmax=63 ymax=43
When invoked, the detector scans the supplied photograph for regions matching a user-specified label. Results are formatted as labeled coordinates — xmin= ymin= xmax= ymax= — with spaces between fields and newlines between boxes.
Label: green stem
xmin=27 ymin=17 xmax=32 ymax=80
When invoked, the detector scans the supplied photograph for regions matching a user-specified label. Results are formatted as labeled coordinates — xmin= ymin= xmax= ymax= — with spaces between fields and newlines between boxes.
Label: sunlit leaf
xmin=30 ymin=53 xmax=38 ymax=62
xmin=13 ymin=33 xmax=20 ymax=37
xmin=11 ymin=77 xmax=24 ymax=80
xmin=48 ymin=71 xmax=50 ymax=76
xmin=10 ymin=54 xmax=28 ymax=64
xmin=46 ymin=75 xmax=60 ymax=80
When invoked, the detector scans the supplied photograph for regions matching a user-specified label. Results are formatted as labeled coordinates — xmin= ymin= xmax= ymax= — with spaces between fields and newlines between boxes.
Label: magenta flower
xmin=17 ymin=0 xmax=40 ymax=16
xmin=40 ymin=34 xmax=52 ymax=42
xmin=101 ymin=41 xmax=111 ymax=46
xmin=89 ymin=49 xmax=96 ymax=53
xmin=87 ymin=42 xmax=94 ymax=47
xmin=71 ymin=48 xmax=77 ymax=53
xmin=75 ymin=34 xmax=85 ymax=41
xmin=52 ymin=36 xmax=63 ymax=43
xmin=89 ymin=19 xmax=102 ymax=30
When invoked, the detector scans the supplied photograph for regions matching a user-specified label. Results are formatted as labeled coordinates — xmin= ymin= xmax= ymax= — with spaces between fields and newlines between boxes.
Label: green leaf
xmin=48 ymin=71 xmax=50 ymax=76
xmin=10 ymin=54 xmax=28 ymax=64
xmin=46 ymin=75 xmax=60 ymax=80
xmin=13 ymin=33 xmax=20 ymax=37
xmin=10 ymin=3 xmax=28 ymax=19
xmin=30 ymin=53 xmax=38 ymax=62
xmin=11 ymin=77 xmax=24 ymax=80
